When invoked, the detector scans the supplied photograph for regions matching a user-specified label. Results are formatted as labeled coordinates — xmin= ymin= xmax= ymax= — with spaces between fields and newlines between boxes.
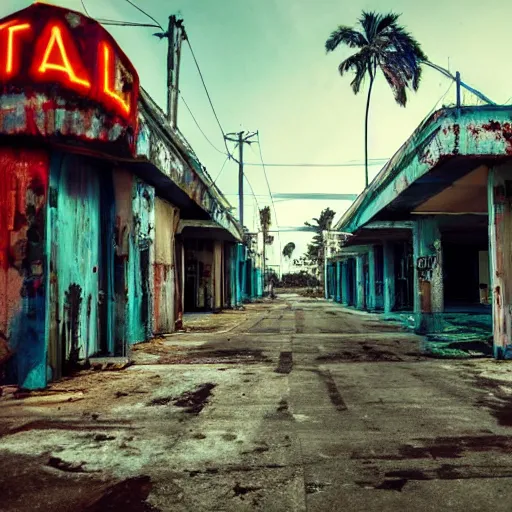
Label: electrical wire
xmin=184 ymin=38 xmax=232 ymax=158
xmin=81 ymin=0 xmax=91 ymax=17
xmin=242 ymin=159 xmax=388 ymax=168
xmin=244 ymin=173 xmax=263 ymax=234
xmin=180 ymin=95 xmax=229 ymax=156
xmin=213 ymin=154 xmax=231 ymax=183
xmin=96 ymin=19 xmax=161 ymax=28
xmin=123 ymin=0 xmax=164 ymax=31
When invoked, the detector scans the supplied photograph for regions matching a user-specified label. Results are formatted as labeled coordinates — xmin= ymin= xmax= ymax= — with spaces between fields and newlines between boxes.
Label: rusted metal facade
xmin=0 ymin=4 xmax=244 ymax=389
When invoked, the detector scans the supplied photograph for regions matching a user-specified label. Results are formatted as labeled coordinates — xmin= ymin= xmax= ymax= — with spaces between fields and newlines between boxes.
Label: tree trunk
xmin=364 ymin=76 xmax=375 ymax=189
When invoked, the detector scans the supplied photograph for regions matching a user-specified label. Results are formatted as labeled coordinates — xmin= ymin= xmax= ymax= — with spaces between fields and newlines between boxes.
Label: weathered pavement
xmin=2 ymin=294 xmax=512 ymax=511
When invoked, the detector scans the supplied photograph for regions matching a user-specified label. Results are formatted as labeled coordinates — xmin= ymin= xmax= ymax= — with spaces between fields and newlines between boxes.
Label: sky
xmin=2 ymin=0 xmax=512 ymax=272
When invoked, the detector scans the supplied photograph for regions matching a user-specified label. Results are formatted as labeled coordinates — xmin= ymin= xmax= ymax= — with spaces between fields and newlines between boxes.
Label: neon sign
xmin=0 ymin=4 xmax=139 ymax=126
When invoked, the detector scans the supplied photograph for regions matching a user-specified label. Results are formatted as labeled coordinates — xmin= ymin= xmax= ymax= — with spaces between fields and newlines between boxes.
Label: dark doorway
xmin=394 ymin=241 xmax=414 ymax=311
xmin=443 ymin=243 xmax=480 ymax=306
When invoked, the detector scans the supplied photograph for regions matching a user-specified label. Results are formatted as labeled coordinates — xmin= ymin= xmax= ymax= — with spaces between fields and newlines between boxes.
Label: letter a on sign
xmin=35 ymin=24 xmax=90 ymax=89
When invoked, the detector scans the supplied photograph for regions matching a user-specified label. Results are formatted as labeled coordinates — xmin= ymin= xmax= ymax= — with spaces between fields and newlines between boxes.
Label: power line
xmin=81 ymin=0 xmax=91 ymax=17
xmin=180 ymin=95 xmax=228 ymax=156
xmin=213 ymin=155 xmax=230 ymax=183
xmin=123 ymin=0 xmax=164 ymax=31
xmin=97 ymin=19 xmax=161 ymax=28
xmin=184 ymin=38 xmax=231 ymax=158
xmin=244 ymin=174 xmax=262 ymax=232
xmin=242 ymin=159 xmax=388 ymax=168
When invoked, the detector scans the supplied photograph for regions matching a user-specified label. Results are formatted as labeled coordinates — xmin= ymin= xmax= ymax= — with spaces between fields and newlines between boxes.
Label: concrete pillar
xmin=383 ymin=241 xmax=396 ymax=314
xmin=413 ymin=217 xmax=443 ymax=334
xmin=336 ymin=261 xmax=341 ymax=302
xmin=341 ymin=260 xmax=349 ymax=305
xmin=488 ymin=164 xmax=512 ymax=359
xmin=213 ymin=240 xmax=222 ymax=311
xmin=356 ymin=254 xmax=366 ymax=310
xmin=367 ymin=246 xmax=377 ymax=311
xmin=235 ymin=244 xmax=243 ymax=306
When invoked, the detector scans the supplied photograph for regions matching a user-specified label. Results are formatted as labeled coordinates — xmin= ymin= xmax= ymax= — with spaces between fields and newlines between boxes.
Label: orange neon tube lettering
xmin=102 ymin=42 xmax=130 ymax=114
xmin=0 ymin=21 xmax=30 ymax=76
xmin=38 ymin=25 xmax=90 ymax=88
xmin=7 ymin=24 xmax=30 ymax=74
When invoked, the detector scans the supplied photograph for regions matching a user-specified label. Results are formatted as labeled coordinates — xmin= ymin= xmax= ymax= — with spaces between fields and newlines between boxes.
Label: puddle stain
xmin=360 ymin=463 xmax=512 ymax=492
xmin=154 ymin=349 xmax=270 ymax=365
xmin=0 ymin=419 xmax=134 ymax=438
xmin=311 ymin=369 xmax=347 ymax=411
xmin=352 ymin=435 xmax=512 ymax=461
xmin=275 ymin=351 xmax=293 ymax=374
xmin=148 ymin=383 xmax=216 ymax=414
xmin=317 ymin=344 xmax=402 ymax=363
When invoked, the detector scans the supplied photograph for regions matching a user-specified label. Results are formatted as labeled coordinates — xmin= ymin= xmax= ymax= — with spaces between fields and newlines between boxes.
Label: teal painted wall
xmin=48 ymin=153 xmax=104 ymax=376
xmin=127 ymin=179 xmax=155 ymax=344
xmin=336 ymin=261 xmax=341 ymax=302
xmin=413 ymin=218 xmax=444 ymax=334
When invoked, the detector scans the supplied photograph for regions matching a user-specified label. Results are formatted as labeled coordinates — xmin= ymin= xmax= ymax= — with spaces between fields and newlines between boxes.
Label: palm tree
xmin=326 ymin=11 xmax=427 ymax=188
xmin=282 ymin=242 xmax=296 ymax=260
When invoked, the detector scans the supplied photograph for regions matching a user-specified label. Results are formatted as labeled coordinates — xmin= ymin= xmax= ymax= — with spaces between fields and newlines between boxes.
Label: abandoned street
xmin=1 ymin=294 xmax=512 ymax=511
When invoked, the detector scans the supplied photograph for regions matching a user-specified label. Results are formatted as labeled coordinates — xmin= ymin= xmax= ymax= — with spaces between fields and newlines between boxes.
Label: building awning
xmin=177 ymin=220 xmax=242 ymax=243
xmin=336 ymin=106 xmax=512 ymax=234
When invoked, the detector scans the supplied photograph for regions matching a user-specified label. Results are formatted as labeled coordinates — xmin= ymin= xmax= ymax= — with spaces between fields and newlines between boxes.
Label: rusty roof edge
xmin=138 ymin=89 xmax=242 ymax=239
xmin=334 ymin=105 xmax=512 ymax=235
xmin=139 ymin=89 xmax=233 ymax=210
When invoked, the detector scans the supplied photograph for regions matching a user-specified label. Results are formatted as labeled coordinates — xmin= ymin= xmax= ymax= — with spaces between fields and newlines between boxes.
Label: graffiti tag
xmin=417 ymin=255 xmax=437 ymax=281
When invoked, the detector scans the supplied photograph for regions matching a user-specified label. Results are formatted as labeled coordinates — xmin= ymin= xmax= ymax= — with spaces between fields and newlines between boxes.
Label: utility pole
xmin=155 ymin=15 xmax=185 ymax=127
xmin=238 ymin=131 xmax=244 ymax=227
xmin=166 ymin=15 xmax=175 ymax=125
xmin=224 ymin=131 xmax=257 ymax=228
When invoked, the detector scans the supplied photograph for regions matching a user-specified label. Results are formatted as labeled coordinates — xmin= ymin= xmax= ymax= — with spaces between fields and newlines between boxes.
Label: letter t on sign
xmin=0 ymin=21 xmax=31 ymax=77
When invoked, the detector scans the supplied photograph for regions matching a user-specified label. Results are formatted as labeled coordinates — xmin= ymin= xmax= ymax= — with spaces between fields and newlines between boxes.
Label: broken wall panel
xmin=0 ymin=148 xmax=49 ymax=389
xmin=154 ymin=197 xmax=179 ymax=334
xmin=112 ymin=169 xmax=134 ymax=354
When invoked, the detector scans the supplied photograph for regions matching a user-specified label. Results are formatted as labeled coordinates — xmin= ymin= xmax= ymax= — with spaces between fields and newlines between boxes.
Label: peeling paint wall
xmin=136 ymin=108 xmax=242 ymax=242
xmin=47 ymin=153 xmax=121 ymax=376
xmin=413 ymin=218 xmax=444 ymax=334
xmin=127 ymin=179 xmax=155 ymax=344
xmin=0 ymin=148 xmax=49 ymax=389
xmin=213 ymin=241 xmax=223 ymax=311
xmin=356 ymin=255 xmax=366 ymax=310
xmin=339 ymin=107 xmax=512 ymax=234
xmin=488 ymin=163 xmax=512 ymax=359
xmin=112 ymin=168 xmax=134 ymax=354
xmin=0 ymin=93 xmax=135 ymax=154
xmin=48 ymin=153 xmax=104 ymax=377
xmin=383 ymin=242 xmax=396 ymax=313
xmin=154 ymin=197 xmax=179 ymax=334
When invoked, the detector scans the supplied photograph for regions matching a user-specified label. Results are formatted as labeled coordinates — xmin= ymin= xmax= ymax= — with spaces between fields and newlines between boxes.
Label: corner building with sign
xmin=0 ymin=3 xmax=244 ymax=390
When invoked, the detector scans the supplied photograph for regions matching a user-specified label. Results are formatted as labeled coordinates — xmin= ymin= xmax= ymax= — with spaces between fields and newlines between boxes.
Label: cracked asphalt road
xmin=2 ymin=294 xmax=512 ymax=511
